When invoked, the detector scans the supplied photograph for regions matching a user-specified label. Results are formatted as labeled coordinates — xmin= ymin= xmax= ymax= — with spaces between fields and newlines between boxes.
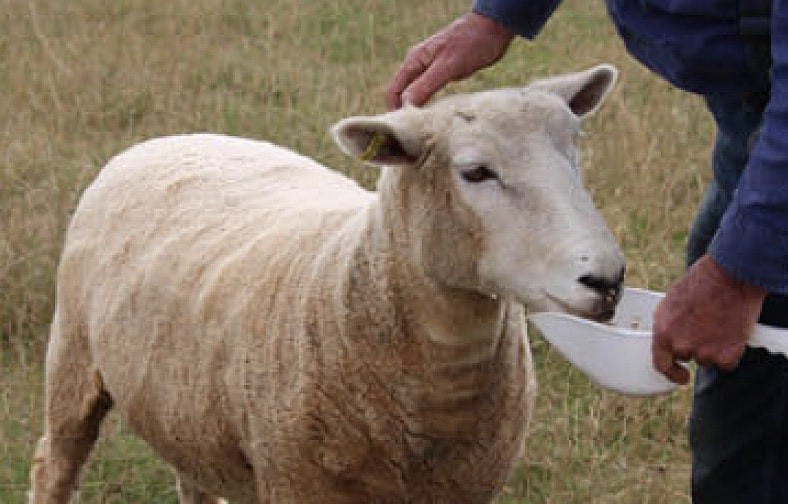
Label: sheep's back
xmin=66 ymin=133 xmax=369 ymax=303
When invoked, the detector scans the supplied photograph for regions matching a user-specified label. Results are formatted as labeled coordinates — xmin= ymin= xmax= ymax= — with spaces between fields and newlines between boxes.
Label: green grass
xmin=1 ymin=0 xmax=713 ymax=501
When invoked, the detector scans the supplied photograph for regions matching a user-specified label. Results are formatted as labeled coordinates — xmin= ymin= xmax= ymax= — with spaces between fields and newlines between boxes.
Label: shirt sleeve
xmin=708 ymin=0 xmax=788 ymax=294
xmin=472 ymin=0 xmax=563 ymax=39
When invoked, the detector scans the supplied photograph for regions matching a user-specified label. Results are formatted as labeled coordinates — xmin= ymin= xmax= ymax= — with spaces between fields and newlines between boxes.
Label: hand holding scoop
xmin=528 ymin=287 xmax=788 ymax=396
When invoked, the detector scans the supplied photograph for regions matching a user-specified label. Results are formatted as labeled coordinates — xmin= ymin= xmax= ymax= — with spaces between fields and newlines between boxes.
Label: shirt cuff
xmin=708 ymin=199 xmax=788 ymax=295
xmin=472 ymin=0 xmax=559 ymax=39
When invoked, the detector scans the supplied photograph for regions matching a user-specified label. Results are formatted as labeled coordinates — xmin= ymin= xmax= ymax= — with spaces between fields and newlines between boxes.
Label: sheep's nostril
xmin=577 ymin=274 xmax=623 ymax=301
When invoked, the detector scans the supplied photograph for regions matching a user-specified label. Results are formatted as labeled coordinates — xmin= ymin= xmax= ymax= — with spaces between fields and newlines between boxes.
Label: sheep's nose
xmin=577 ymin=266 xmax=625 ymax=316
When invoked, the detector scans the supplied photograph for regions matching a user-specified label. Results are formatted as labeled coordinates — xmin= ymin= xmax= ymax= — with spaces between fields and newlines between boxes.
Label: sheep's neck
xmin=348 ymin=196 xmax=514 ymax=432
xmin=369 ymin=166 xmax=506 ymax=352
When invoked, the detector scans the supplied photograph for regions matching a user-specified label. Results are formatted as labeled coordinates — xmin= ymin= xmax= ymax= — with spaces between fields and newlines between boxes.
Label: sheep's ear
xmin=529 ymin=64 xmax=618 ymax=117
xmin=331 ymin=107 xmax=426 ymax=167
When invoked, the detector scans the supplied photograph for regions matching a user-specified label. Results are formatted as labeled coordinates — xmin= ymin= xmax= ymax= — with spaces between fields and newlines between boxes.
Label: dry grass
xmin=1 ymin=0 xmax=714 ymax=502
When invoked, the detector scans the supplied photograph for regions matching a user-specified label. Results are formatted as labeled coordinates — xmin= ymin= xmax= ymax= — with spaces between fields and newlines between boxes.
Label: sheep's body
xmin=34 ymin=134 xmax=533 ymax=503
xmin=31 ymin=65 xmax=626 ymax=503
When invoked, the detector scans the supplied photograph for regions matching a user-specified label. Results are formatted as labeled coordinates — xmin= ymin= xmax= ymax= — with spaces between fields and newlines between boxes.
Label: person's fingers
xmin=652 ymin=343 xmax=674 ymax=376
xmin=670 ymin=340 xmax=693 ymax=362
xmin=385 ymin=88 xmax=403 ymax=111
xmin=385 ymin=44 xmax=434 ymax=110
xmin=665 ymin=362 xmax=691 ymax=385
xmin=652 ymin=339 xmax=690 ymax=384
xmin=400 ymin=54 xmax=458 ymax=107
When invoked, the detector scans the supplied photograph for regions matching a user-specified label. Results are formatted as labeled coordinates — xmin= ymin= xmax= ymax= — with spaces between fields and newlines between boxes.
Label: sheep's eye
xmin=461 ymin=165 xmax=499 ymax=183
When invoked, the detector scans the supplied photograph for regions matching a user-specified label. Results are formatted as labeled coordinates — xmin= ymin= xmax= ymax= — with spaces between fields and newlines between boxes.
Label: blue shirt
xmin=472 ymin=0 xmax=788 ymax=294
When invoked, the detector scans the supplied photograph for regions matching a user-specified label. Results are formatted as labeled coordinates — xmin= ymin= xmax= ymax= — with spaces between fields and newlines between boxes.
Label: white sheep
xmin=29 ymin=65 xmax=625 ymax=504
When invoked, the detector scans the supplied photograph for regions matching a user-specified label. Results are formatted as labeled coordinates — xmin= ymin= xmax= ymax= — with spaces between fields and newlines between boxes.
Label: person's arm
xmin=385 ymin=1 xmax=563 ymax=109
xmin=652 ymin=0 xmax=788 ymax=384
xmin=707 ymin=0 xmax=788 ymax=294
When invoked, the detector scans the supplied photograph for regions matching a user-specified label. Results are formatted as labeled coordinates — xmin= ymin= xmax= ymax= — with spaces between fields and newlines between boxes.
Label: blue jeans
xmin=687 ymin=93 xmax=788 ymax=503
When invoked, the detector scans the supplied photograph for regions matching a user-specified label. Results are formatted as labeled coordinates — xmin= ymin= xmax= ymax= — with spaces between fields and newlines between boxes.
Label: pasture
xmin=1 ymin=0 xmax=712 ymax=502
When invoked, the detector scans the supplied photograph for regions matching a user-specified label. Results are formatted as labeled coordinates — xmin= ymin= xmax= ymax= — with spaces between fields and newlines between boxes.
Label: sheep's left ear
xmin=529 ymin=64 xmax=618 ymax=117
xmin=331 ymin=107 xmax=427 ymax=167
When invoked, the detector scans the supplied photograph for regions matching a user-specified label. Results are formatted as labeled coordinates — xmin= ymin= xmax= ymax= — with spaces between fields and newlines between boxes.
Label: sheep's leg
xmin=175 ymin=475 xmax=227 ymax=504
xmin=28 ymin=321 xmax=113 ymax=504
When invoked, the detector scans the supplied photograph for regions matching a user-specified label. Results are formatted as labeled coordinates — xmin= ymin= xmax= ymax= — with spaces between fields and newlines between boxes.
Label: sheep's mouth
xmin=544 ymin=293 xmax=616 ymax=323
xmin=587 ymin=308 xmax=616 ymax=323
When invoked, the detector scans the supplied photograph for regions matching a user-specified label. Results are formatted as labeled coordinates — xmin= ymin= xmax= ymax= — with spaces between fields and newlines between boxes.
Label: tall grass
xmin=1 ymin=0 xmax=713 ymax=501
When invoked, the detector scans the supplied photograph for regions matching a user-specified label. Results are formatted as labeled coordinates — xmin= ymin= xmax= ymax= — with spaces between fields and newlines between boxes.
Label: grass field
xmin=1 ymin=0 xmax=715 ymax=502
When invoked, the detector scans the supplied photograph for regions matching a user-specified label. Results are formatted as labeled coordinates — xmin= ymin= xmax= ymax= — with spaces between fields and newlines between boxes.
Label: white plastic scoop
xmin=528 ymin=287 xmax=788 ymax=396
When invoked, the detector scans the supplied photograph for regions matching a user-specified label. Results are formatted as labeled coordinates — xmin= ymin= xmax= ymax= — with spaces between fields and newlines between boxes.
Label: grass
xmin=1 ymin=0 xmax=714 ymax=501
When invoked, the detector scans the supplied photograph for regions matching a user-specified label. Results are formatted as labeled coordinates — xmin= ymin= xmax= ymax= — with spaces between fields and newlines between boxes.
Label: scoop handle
xmin=749 ymin=324 xmax=788 ymax=358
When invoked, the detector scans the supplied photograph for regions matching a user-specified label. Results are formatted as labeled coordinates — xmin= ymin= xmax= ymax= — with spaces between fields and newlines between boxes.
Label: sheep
xmin=29 ymin=64 xmax=626 ymax=504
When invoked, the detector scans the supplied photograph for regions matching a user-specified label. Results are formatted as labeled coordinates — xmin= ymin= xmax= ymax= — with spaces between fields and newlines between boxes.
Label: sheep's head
xmin=332 ymin=65 xmax=626 ymax=320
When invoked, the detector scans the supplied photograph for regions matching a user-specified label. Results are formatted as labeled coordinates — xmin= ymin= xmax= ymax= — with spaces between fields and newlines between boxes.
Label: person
xmin=386 ymin=2 xmax=788 ymax=503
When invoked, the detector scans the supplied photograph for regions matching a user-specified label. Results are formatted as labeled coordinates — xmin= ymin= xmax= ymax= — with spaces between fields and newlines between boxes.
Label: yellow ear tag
xmin=360 ymin=132 xmax=386 ymax=162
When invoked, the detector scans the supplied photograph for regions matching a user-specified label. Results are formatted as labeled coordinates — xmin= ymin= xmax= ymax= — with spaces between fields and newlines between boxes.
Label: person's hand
xmin=652 ymin=254 xmax=766 ymax=384
xmin=385 ymin=12 xmax=515 ymax=110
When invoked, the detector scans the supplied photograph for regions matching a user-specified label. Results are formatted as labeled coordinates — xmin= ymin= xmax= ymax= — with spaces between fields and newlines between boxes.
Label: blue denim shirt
xmin=472 ymin=0 xmax=788 ymax=294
